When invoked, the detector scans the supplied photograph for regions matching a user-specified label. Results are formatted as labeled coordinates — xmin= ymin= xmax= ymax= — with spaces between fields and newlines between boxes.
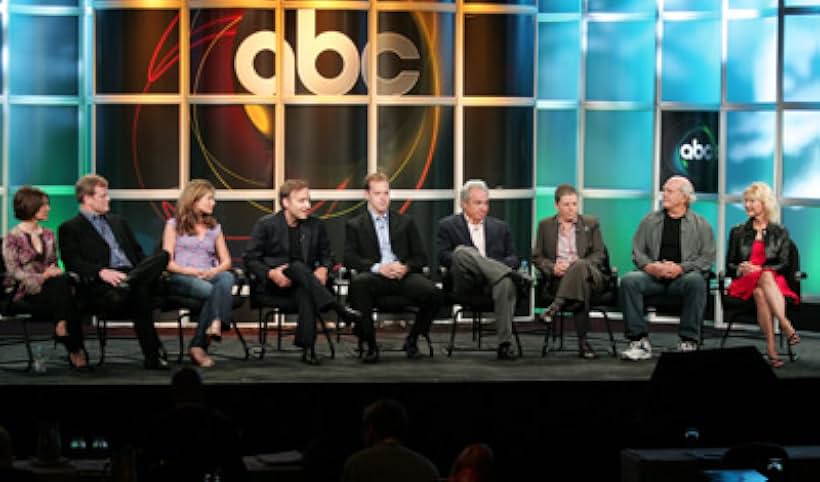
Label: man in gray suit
xmin=532 ymin=184 xmax=607 ymax=359
xmin=436 ymin=179 xmax=531 ymax=360
xmin=620 ymin=175 xmax=715 ymax=361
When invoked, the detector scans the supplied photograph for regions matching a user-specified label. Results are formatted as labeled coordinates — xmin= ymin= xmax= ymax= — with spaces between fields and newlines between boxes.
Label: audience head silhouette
xmin=171 ymin=367 xmax=205 ymax=406
xmin=450 ymin=443 xmax=494 ymax=482
xmin=362 ymin=399 xmax=408 ymax=447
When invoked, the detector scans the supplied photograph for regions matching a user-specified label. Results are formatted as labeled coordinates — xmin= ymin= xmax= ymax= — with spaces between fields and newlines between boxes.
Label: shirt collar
xmin=80 ymin=208 xmax=105 ymax=222
xmin=463 ymin=213 xmax=484 ymax=227
xmin=369 ymin=207 xmax=389 ymax=223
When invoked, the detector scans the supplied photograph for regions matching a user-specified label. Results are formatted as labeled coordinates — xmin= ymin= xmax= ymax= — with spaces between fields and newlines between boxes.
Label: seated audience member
xmin=620 ymin=176 xmax=715 ymax=361
xmin=162 ymin=180 xmax=234 ymax=368
xmin=725 ymin=182 xmax=799 ymax=368
xmin=342 ymin=399 xmax=439 ymax=482
xmin=0 ymin=425 xmax=35 ymax=482
xmin=450 ymin=443 xmax=495 ymax=482
xmin=145 ymin=367 xmax=248 ymax=481
xmin=243 ymin=179 xmax=361 ymax=365
xmin=2 ymin=187 xmax=87 ymax=368
xmin=436 ymin=179 xmax=531 ymax=360
xmin=58 ymin=174 xmax=170 ymax=370
xmin=532 ymin=184 xmax=607 ymax=359
xmin=344 ymin=172 xmax=442 ymax=363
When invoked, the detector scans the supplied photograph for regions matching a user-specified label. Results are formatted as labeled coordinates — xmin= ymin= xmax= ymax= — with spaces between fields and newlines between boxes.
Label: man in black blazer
xmin=437 ymin=179 xmax=531 ymax=360
xmin=58 ymin=174 xmax=170 ymax=369
xmin=344 ymin=173 xmax=442 ymax=362
xmin=532 ymin=184 xmax=607 ymax=359
xmin=244 ymin=179 xmax=361 ymax=365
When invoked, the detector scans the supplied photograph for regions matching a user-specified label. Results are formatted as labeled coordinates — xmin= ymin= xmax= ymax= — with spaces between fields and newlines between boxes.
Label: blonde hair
xmin=176 ymin=179 xmax=217 ymax=235
xmin=743 ymin=182 xmax=779 ymax=223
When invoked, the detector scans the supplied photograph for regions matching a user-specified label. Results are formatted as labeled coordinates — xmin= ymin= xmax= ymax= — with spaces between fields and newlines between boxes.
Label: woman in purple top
xmin=162 ymin=180 xmax=234 ymax=368
xmin=2 ymin=186 xmax=87 ymax=368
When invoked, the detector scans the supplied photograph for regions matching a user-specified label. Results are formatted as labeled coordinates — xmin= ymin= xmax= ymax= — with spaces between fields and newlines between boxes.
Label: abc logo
xmin=235 ymin=10 xmax=420 ymax=96
xmin=679 ymin=138 xmax=713 ymax=162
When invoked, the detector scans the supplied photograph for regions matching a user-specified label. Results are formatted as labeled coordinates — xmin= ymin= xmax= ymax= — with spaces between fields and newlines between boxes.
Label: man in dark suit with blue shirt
xmin=437 ymin=179 xmax=531 ymax=360
xmin=344 ymin=173 xmax=442 ymax=363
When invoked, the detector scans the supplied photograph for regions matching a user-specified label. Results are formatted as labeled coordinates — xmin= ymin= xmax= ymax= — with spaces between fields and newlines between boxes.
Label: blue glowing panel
xmin=785 ymin=0 xmax=820 ymax=4
xmin=9 ymin=106 xmax=78 ymax=186
xmin=727 ymin=17 xmax=777 ymax=103
xmin=9 ymin=15 xmax=78 ymax=95
xmin=662 ymin=20 xmax=720 ymax=104
xmin=539 ymin=0 xmax=579 ymax=12
xmin=536 ymin=109 xmax=577 ymax=186
xmin=587 ymin=20 xmax=655 ymax=102
xmin=782 ymin=206 xmax=820 ymax=297
xmin=726 ymin=203 xmax=749 ymax=243
xmin=726 ymin=111 xmax=774 ymax=195
xmin=729 ymin=0 xmax=777 ymax=7
xmin=782 ymin=111 xmax=820 ymax=199
xmin=584 ymin=110 xmax=653 ymax=190
xmin=538 ymin=21 xmax=580 ymax=100
xmin=588 ymin=0 xmax=655 ymax=13
xmin=665 ymin=0 xmax=720 ymax=10
xmin=584 ymin=197 xmax=653 ymax=276
xmin=535 ymin=189 xmax=557 ymax=223
xmin=784 ymin=15 xmax=820 ymax=103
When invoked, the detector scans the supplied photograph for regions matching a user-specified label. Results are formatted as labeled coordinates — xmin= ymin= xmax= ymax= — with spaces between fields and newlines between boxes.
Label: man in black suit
xmin=437 ymin=179 xmax=531 ymax=360
xmin=344 ymin=173 xmax=442 ymax=363
xmin=58 ymin=174 xmax=170 ymax=369
xmin=244 ymin=179 xmax=361 ymax=365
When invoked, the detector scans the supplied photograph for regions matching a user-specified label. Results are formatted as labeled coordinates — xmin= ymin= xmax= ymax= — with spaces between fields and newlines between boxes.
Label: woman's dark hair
xmin=13 ymin=186 xmax=49 ymax=221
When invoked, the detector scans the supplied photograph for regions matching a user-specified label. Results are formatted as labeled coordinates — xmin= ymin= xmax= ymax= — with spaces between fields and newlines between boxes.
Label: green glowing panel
xmin=537 ymin=109 xmax=577 ymax=186
xmin=690 ymin=200 xmax=718 ymax=272
xmin=583 ymin=197 xmax=653 ymax=277
xmin=535 ymin=188 xmax=557 ymax=226
xmin=584 ymin=110 xmax=653 ymax=190
xmin=782 ymin=206 xmax=820 ymax=297
xmin=10 ymin=106 xmax=79 ymax=186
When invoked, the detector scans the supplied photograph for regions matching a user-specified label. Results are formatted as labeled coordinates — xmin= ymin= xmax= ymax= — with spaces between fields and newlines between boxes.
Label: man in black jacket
xmin=58 ymin=174 xmax=170 ymax=369
xmin=437 ymin=179 xmax=531 ymax=360
xmin=243 ymin=179 xmax=361 ymax=365
xmin=344 ymin=173 xmax=442 ymax=363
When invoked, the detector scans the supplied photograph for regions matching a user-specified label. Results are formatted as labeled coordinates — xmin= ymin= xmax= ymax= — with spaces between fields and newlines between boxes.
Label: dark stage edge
xmin=3 ymin=325 xmax=820 ymax=481
xmin=2 ymin=323 xmax=820 ymax=384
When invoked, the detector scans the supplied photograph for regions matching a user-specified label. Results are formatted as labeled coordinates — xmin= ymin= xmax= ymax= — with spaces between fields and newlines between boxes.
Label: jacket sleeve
xmin=631 ymin=217 xmax=654 ymax=270
xmin=681 ymin=217 xmax=715 ymax=274
xmin=500 ymin=223 xmax=518 ymax=269
xmin=58 ymin=220 xmax=105 ymax=280
xmin=725 ymin=226 xmax=742 ymax=278
xmin=532 ymin=220 xmax=555 ymax=276
xmin=764 ymin=227 xmax=790 ymax=275
xmin=436 ymin=219 xmax=456 ymax=268
xmin=343 ymin=218 xmax=374 ymax=272
xmin=405 ymin=217 xmax=429 ymax=273
xmin=2 ymin=234 xmax=45 ymax=296
xmin=315 ymin=220 xmax=334 ymax=270
xmin=584 ymin=218 xmax=606 ymax=269
xmin=243 ymin=219 xmax=275 ymax=283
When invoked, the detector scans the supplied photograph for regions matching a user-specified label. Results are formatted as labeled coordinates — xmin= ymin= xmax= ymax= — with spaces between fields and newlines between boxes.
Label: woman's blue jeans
xmin=167 ymin=271 xmax=235 ymax=349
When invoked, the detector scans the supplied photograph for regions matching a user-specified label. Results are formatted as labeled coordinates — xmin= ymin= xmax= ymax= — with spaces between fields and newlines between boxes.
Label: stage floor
xmin=2 ymin=321 xmax=819 ymax=385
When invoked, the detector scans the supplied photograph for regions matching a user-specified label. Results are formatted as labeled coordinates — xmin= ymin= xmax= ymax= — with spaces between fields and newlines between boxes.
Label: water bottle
xmin=33 ymin=344 xmax=48 ymax=373
xmin=519 ymin=259 xmax=529 ymax=275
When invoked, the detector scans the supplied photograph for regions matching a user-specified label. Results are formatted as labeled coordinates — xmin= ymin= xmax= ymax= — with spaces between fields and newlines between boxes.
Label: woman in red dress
xmin=726 ymin=182 xmax=799 ymax=368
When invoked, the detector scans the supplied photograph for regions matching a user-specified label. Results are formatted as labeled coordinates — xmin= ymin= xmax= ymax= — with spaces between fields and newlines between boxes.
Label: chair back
xmin=784 ymin=239 xmax=801 ymax=300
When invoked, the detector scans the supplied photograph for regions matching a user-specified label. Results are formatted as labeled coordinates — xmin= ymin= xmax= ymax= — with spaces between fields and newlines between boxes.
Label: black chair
xmin=159 ymin=268 xmax=251 ymax=363
xmin=246 ymin=269 xmax=335 ymax=360
xmin=87 ymin=289 xmax=166 ymax=367
xmin=719 ymin=239 xmax=806 ymax=362
xmin=335 ymin=267 xmax=435 ymax=358
xmin=534 ymin=250 xmax=618 ymax=357
xmin=643 ymin=270 xmax=716 ymax=348
xmin=439 ymin=267 xmax=524 ymax=358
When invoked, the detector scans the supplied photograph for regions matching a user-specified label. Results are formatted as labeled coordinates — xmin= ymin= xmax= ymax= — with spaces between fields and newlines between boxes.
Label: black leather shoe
xmin=362 ymin=342 xmax=380 ymax=364
xmin=404 ymin=337 xmax=424 ymax=359
xmin=497 ymin=342 xmax=518 ymax=361
xmin=337 ymin=306 xmax=363 ymax=326
xmin=578 ymin=338 xmax=597 ymax=360
xmin=301 ymin=347 xmax=321 ymax=366
xmin=144 ymin=355 xmax=169 ymax=370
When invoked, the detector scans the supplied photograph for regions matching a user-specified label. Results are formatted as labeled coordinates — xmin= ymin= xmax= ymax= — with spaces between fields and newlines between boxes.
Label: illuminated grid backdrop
xmin=1 ymin=0 xmax=819 ymax=300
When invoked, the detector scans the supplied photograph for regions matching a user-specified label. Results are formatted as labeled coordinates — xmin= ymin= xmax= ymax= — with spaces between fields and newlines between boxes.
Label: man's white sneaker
xmin=677 ymin=340 xmax=698 ymax=352
xmin=621 ymin=338 xmax=652 ymax=361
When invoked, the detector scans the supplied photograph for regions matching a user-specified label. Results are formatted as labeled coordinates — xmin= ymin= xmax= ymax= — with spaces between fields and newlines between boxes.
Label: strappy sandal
xmin=788 ymin=331 xmax=801 ymax=346
xmin=769 ymin=357 xmax=785 ymax=368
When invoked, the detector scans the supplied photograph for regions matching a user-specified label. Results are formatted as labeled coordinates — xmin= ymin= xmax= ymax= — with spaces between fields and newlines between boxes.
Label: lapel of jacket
xmin=387 ymin=210 xmax=400 ymax=248
xmin=300 ymin=218 xmax=312 ymax=263
xmin=456 ymin=214 xmax=473 ymax=248
xmin=77 ymin=214 xmax=108 ymax=252
xmin=361 ymin=210 xmax=380 ymax=257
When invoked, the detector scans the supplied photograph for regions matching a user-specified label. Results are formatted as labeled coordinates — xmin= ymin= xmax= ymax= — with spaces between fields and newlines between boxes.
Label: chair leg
xmin=599 ymin=310 xmax=617 ymax=357
xmin=512 ymin=320 xmax=523 ymax=358
xmin=557 ymin=313 xmax=565 ymax=351
xmin=97 ymin=318 xmax=107 ymax=367
xmin=422 ymin=333 xmax=434 ymax=358
xmin=541 ymin=316 xmax=551 ymax=357
xmin=21 ymin=317 xmax=34 ymax=372
xmin=318 ymin=315 xmax=335 ymax=359
xmin=447 ymin=309 xmax=461 ymax=357
xmin=232 ymin=319 xmax=250 ymax=361
xmin=177 ymin=313 xmax=185 ymax=364
xmin=476 ymin=312 xmax=482 ymax=350
xmin=720 ymin=319 xmax=733 ymax=349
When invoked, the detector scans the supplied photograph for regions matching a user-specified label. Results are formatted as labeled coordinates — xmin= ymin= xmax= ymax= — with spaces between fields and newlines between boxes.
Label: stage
xmin=2 ymin=322 xmax=820 ymax=481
